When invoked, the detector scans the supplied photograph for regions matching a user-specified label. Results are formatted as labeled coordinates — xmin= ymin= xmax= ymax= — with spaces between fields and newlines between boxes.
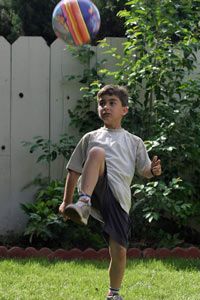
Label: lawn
xmin=0 ymin=258 xmax=200 ymax=300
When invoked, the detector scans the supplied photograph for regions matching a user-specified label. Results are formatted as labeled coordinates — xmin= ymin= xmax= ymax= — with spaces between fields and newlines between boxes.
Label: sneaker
xmin=64 ymin=200 xmax=91 ymax=225
xmin=106 ymin=295 xmax=123 ymax=300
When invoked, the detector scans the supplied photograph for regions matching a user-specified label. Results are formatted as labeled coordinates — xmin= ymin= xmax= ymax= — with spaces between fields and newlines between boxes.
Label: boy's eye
xmin=98 ymin=100 xmax=116 ymax=107
xmin=99 ymin=101 xmax=105 ymax=107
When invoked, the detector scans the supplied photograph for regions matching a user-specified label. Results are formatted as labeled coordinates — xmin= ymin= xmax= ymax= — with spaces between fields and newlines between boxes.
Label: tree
xmin=0 ymin=0 xmax=22 ymax=42
xmin=11 ymin=0 xmax=56 ymax=45
xmin=93 ymin=0 xmax=125 ymax=39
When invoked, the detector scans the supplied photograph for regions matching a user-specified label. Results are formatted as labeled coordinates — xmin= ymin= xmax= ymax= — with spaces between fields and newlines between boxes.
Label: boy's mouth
xmin=102 ymin=113 xmax=111 ymax=117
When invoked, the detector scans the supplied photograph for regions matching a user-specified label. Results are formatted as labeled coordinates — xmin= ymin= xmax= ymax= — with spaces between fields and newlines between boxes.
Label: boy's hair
xmin=97 ymin=85 xmax=129 ymax=107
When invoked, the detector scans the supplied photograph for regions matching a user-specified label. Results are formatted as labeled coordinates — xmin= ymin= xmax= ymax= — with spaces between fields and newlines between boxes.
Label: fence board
xmin=0 ymin=37 xmax=11 ymax=156
xmin=10 ymin=37 xmax=50 ymax=232
xmin=0 ymin=37 xmax=11 ymax=233
xmin=50 ymin=39 xmax=86 ymax=179
xmin=96 ymin=37 xmax=126 ymax=83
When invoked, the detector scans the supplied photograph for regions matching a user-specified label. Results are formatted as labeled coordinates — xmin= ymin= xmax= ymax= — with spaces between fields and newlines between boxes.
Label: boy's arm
xmin=59 ymin=169 xmax=80 ymax=216
xmin=143 ymin=155 xmax=162 ymax=178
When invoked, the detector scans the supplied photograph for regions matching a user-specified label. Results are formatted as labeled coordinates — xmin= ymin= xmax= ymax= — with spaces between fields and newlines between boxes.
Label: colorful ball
xmin=52 ymin=0 xmax=101 ymax=46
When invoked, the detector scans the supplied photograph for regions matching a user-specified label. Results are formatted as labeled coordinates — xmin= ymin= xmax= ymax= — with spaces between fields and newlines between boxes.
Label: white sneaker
xmin=64 ymin=199 xmax=91 ymax=225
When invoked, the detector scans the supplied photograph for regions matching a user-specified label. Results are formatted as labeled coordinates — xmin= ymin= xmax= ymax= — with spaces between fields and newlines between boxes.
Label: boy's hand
xmin=151 ymin=156 xmax=161 ymax=176
xmin=59 ymin=201 xmax=70 ymax=221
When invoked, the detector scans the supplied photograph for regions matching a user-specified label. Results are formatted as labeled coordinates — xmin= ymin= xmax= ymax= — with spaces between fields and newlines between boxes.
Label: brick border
xmin=0 ymin=246 xmax=200 ymax=260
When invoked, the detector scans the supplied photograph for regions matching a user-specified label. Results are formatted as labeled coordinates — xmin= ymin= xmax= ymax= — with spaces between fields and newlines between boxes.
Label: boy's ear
xmin=122 ymin=106 xmax=129 ymax=116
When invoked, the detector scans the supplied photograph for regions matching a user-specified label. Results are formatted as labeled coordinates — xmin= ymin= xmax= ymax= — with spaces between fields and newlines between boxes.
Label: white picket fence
xmin=0 ymin=36 xmax=125 ymax=234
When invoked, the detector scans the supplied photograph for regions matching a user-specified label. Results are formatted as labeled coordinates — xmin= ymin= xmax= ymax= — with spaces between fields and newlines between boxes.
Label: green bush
xmin=21 ymin=179 xmax=106 ymax=250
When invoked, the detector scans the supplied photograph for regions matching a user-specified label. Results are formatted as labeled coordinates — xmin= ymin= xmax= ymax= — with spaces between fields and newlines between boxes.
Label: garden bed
xmin=0 ymin=246 xmax=200 ymax=260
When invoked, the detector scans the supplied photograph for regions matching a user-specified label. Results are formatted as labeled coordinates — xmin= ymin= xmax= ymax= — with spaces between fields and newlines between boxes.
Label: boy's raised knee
xmin=88 ymin=146 xmax=105 ymax=161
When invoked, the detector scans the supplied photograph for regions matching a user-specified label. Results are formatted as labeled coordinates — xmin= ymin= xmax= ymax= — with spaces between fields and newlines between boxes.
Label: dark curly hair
xmin=97 ymin=85 xmax=129 ymax=107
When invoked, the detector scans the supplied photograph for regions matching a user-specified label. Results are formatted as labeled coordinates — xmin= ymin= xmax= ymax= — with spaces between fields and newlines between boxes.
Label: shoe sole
xmin=64 ymin=206 xmax=87 ymax=225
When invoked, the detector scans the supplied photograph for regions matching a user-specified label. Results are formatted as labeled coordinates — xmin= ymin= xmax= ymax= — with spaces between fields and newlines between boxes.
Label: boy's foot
xmin=64 ymin=199 xmax=91 ymax=225
xmin=106 ymin=295 xmax=123 ymax=300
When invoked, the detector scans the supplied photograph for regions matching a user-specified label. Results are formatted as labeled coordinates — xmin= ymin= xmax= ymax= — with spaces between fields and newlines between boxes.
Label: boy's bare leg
xmin=80 ymin=146 xmax=105 ymax=196
xmin=64 ymin=147 xmax=105 ymax=225
xmin=108 ymin=238 xmax=127 ymax=290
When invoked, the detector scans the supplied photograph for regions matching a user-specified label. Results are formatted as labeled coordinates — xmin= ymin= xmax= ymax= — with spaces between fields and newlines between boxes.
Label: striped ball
xmin=52 ymin=0 xmax=101 ymax=46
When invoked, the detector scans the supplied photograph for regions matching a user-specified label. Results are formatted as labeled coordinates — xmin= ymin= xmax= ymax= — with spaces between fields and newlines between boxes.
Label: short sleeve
xmin=135 ymin=138 xmax=151 ymax=176
xmin=66 ymin=133 xmax=90 ymax=174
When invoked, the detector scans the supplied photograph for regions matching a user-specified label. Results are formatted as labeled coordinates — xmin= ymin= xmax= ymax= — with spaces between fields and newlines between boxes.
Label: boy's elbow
xmin=68 ymin=169 xmax=81 ymax=179
xmin=68 ymin=169 xmax=80 ymax=175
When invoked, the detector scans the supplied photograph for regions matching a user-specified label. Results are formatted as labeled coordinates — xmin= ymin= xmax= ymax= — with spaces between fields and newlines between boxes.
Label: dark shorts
xmin=91 ymin=167 xmax=130 ymax=248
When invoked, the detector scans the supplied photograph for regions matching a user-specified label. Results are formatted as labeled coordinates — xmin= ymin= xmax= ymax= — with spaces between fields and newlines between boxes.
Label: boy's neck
xmin=103 ymin=126 xmax=124 ymax=131
xmin=104 ymin=126 xmax=122 ymax=129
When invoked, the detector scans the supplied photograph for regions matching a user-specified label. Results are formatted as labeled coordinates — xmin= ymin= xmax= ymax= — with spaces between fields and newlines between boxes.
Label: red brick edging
xmin=0 ymin=246 xmax=200 ymax=260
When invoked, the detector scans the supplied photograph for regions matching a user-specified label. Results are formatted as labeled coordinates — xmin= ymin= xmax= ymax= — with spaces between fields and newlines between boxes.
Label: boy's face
xmin=97 ymin=94 xmax=128 ymax=129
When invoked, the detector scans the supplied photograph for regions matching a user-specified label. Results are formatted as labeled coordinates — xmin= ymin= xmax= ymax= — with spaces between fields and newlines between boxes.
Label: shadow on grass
xmin=156 ymin=257 xmax=200 ymax=271
xmin=127 ymin=258 xmax=200 ymax=272
xmin=3 ymin=257 xmax=108 ymax=269
xmin=3 ymin=257 xmax=200 ymax=272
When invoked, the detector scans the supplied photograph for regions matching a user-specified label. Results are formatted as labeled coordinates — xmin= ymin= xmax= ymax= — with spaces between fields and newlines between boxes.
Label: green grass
xmin=0 ymin=258 xmax=200 ymax=299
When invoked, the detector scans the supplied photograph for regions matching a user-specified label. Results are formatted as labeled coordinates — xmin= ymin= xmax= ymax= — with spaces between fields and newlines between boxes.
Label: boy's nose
xmin=104 ymin=103 xmax=110 ymax=110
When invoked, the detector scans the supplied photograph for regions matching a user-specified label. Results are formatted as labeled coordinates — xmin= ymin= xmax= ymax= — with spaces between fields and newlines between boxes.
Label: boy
xmin=59 ymin=85 xmax=161 ymax=300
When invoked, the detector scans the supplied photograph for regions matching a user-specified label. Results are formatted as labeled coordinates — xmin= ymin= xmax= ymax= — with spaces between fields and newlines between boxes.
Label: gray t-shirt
xmin=66 ymin=127 xmax=151 ymax=213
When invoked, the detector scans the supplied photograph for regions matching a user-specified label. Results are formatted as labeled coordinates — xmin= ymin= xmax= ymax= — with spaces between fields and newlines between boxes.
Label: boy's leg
xmin=81 ymin=146 xmax=105 ymax=195
xmin=108 ymin=238 xmax=126 ymax=297
xmin=64 ymin=147 xmax=105 ymax=224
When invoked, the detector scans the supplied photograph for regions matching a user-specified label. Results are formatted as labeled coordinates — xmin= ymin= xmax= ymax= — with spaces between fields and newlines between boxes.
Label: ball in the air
xmin=52 ymin=0 xmax=101 ymax=46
